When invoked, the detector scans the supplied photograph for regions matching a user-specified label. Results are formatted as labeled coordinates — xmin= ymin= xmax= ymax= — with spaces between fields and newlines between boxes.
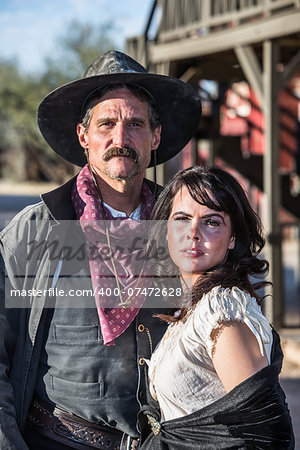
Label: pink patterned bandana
xmin=71 ymin=164 xmax=154 ymax=345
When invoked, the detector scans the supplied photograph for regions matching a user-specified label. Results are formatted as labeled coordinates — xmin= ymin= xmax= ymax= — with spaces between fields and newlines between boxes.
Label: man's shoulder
xmin=0 ymin=175 xmax=77 ymax=243
xmin=1 ymin=201 xmax=49 ymax=227
xmin=0 ymin=201 xmax=52 ymax=251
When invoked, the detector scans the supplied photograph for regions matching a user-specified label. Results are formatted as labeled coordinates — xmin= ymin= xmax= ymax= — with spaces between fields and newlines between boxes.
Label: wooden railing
xmin=126 ymin=0 xmax=300 ymax=62
xmin=157 ymin=0 xmax=300 ymax=41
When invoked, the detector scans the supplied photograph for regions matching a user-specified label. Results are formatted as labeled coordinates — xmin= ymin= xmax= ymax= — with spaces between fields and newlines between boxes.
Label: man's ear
xmin=152 ymin=124 xmax=162 ymax=150
xmin=76 ymin=123 xmax=89 ymax=149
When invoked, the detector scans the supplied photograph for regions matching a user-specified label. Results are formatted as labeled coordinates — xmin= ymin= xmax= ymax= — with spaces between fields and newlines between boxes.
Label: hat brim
xmin=37 ymin=72 xmax=202 ymax=167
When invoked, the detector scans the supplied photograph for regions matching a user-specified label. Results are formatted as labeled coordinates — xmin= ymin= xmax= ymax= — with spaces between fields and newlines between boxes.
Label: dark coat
xmin=138 ymin=329 xmax=295 ymax=449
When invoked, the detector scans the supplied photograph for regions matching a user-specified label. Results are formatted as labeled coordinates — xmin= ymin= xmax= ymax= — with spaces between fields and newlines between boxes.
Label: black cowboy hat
xmin=37 ymin=50 xmax=202 ymax=167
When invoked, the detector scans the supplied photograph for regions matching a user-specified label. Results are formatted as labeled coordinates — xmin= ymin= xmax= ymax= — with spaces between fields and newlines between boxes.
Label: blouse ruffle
xmin=192 ymin=285 xmax=273 ymax=362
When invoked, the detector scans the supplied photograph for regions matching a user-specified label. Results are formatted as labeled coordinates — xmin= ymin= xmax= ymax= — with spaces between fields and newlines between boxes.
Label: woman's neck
xmin=180 ymin=273 xmax=203 ymax=290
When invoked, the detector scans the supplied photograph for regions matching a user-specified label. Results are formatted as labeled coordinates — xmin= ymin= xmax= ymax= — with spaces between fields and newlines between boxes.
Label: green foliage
xmin=42 ymin=19 xmax=118 ymax=90
xmin=0 ymin=20 xmax=118 ymax=182
xmin=0 ymin=62 xmax=34 ymax=143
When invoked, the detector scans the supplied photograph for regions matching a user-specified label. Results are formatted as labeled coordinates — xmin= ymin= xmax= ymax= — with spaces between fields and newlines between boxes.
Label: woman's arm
xmin=211 ymin=321 xmax=268 ymax=392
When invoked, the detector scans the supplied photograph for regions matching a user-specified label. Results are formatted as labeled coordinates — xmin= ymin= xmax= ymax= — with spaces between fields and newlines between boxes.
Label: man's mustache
xmin=102 ymin=146 xmax=139 ymax=163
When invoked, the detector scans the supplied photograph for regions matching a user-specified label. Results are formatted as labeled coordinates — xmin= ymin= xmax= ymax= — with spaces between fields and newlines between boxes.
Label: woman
xmin=139 ymin=166 xmax=294 ymax=449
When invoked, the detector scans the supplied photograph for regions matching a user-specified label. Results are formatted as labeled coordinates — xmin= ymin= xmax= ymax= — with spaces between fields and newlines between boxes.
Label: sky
xmin=0 ymin=0 xmax=154 ymax=74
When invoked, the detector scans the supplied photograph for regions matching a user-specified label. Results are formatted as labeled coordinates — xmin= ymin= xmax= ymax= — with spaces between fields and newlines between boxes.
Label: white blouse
xmin=147 ymin=286 xmax=273 ymax=422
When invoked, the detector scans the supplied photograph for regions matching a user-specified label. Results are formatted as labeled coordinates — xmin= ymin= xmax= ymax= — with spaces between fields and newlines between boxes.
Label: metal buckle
xmin=146 ymin=414 xmax=161 ymax=436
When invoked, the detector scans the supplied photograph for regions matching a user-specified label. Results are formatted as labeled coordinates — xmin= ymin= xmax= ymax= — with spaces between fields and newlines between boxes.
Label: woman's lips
xmin=181 ymin=248 xmax=204 ymax=257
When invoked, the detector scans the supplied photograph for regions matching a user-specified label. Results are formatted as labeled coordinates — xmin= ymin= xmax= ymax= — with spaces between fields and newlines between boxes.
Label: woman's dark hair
xmin=150 ymin=165 xmax=270 ymax=322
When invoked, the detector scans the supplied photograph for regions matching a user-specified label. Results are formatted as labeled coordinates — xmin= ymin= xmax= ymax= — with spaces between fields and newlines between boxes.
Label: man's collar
xmin=102 ymin=201 xmax=141 ymax=221
xmin=41 ymin=176 xmax=77 ymax=221
xmin=41 ymin=175 xmax=162 ymax=222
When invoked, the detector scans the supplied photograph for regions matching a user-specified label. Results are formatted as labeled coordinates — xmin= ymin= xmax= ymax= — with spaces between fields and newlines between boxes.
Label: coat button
xmin=138 ymin=324 xmax=145 ymax=332
xmin=139 ymin=357 xmax=145 ymax=366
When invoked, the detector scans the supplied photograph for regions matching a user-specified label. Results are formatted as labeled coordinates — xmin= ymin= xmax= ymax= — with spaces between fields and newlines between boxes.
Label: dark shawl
xmin=138 ymin=329 xmax=294 ymax=449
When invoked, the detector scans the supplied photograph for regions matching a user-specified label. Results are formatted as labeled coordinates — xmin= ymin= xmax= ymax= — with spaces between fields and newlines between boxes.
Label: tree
xmin=42 ymin=20 xmax=117 ymax=89
xmin=0 ymin=20 xmax=118 ymax=182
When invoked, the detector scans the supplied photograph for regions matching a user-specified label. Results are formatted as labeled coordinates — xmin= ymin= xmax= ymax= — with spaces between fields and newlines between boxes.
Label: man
xmin=0 ymin=50 xmax=201 ymax=449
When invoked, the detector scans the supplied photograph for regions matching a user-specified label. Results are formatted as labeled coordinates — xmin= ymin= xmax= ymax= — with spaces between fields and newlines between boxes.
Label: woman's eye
xmin=204 ymin=219 xmax=220 ymax=227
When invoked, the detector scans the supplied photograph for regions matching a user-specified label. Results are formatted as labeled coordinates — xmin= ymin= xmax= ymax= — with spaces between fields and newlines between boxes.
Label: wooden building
xmin=126 ymin=0 xmax=300 ymax=329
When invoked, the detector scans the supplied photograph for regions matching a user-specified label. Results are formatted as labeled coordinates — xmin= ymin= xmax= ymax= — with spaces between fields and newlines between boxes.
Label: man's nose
xmin=113 ymin=122 xmax=128 ymax=147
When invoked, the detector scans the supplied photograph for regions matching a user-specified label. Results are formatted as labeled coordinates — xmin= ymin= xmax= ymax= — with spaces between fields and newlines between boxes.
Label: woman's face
xmin=167 ymin=186 xmax=235 ymax=285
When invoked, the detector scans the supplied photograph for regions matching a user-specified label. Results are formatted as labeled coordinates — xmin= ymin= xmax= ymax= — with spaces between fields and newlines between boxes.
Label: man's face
xmin=77 ymin=88 xmax=161 ymax=182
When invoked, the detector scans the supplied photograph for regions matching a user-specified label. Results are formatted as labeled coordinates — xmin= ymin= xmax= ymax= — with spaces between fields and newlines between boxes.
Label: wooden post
xmin=263 ymin=40 xmax=282 ymax=328
xmin=155 ymin=60 xmax=171 ymax=186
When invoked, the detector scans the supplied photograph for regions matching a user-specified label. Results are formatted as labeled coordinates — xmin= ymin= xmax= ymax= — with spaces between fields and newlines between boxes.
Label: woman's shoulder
xmin=195 ymin=285 xmax=263 ymax=319
xmin=191 ymin=285 xmax=271 ymax=336
xmin=191 ymin=285 xmax=272 ymax=359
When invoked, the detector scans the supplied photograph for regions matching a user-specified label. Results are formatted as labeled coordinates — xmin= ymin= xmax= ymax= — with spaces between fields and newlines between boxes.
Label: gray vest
xmin=36 ymin=255 xmax=169 ymax=436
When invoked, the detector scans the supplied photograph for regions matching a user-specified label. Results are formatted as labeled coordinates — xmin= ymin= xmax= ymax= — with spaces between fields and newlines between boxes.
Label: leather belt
xmin=27 ymin=397 xmax=139 ymax=450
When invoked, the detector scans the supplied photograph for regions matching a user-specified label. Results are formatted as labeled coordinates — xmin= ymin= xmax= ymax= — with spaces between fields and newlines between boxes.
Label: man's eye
xmin=100 ymin=121 xmax=114 ymax=127
xmin=173 ymin=216 xmax=189 ymax=221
